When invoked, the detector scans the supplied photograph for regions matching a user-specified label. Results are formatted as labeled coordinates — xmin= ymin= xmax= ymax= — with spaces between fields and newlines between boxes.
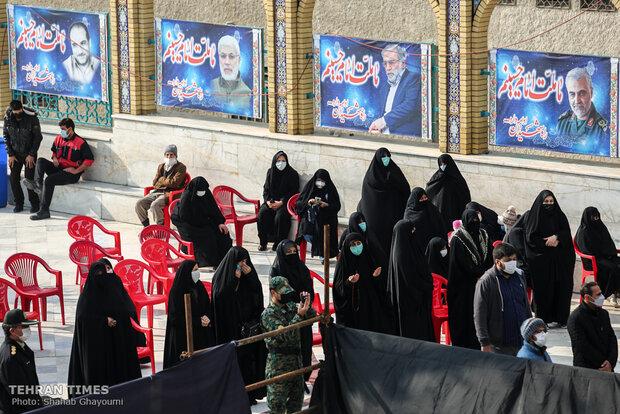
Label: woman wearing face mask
xmin=171 ymin=176 xmax=232 ymax=268
xmin=575 ymin=206 xmax=620 ymax=307
xmin=357 ymin=148 xmax=411 ymax=257
xmin=387 ymin=219 xmax=435 ymax=340
xmin=257 ymin=151 xmax=300 ymax=251
xmin=425 ymin=237 xmax=449 ymax=278
xmin=211 ymin=246 xmax=266 ymax=404
xmin=68 ymin=262 xmax=141 ymax=398
xmin=517 ymin=318 xmax=551 ymax=362
xmin=404 ymin=187 xmax=448 ymax=248
xmin=425 ymin=154 xmax=471 ymax=230
xmin=163 ymin=260 xmax=214 ymax=368
xmin=295 ymin=169 xmax=341 ymax=259
xmin=523 ymin=190 xmax=574 ymax=328
xmin=335 ymin=233 xmax=395 ymax=334
xmin=447 ymin=209 xmax=493 ymax=349
xmin=465 ymin=201 xmax=505 ymax=242
xmin=270 ymin=240 xmax=314 ymax=377
xmin=338 ymin=212 xmax=388 ymax=271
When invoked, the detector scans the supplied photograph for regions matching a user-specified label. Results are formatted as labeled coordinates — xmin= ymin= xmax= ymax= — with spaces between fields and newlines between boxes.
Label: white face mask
xmin=315 ymin=180 xmax=326 ymax=189
xmin=196 ymin=191 xmax=206 ymax=197
xmin=275 ymin=161 xmax=287 ymax=171
xmin=533 ymin=331 xmax=547 ymax=347
xmin=591 ymin=294 xmax=605 ymax=308
xmin=164 ymin=157 xmax=177 ymax=167
xmin=440 ymin=249 xmax=448 ymax=258
xmin=191 ymin=270 xmax=201 ymax=284
xmin=477 ymin=213 xmax=483 ymax=222
xmin=18 ymin=327 xmax=31 ymax=342
xmin=106 ymin=269 xmax=113 ymax=274
xmin=497 ymin=216 xmax=504 ymax=226
xmin=502 ymin=260 xmax=517 ymax=274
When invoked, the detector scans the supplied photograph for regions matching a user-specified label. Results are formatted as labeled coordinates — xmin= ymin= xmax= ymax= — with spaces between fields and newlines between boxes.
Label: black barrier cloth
xmin=322 ymin=324 xmax=620 ymax=414
xmin=31 ymin=343 xmax=250 ymax=413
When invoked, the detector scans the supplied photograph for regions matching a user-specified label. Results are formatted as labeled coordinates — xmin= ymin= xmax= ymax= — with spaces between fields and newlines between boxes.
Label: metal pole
xmin=323 ymin=224 xmax=330 ymax=322
xmin=184 ymin=293 xmax=194 ymax=357
xmin=245 ymin=362 xmax=323 ymax=391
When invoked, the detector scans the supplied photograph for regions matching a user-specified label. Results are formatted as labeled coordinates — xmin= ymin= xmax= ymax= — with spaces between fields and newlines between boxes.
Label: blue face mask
xmin=358 ymin=222 xmax=367 ymax=232
xmin=440 ymin=165 xmax=446 ymax=172
xmin=236 ymin=264 xmax=241 ymax=270
xmin=350 ymin=244 xmax=363 ymax=256
xmin=501 ymin=225 xmax=506 ymax=232
xmin=60 ymin=129 xmax=69 ymax=139
xmin=381 ymin=156 xmax=390 ymax=167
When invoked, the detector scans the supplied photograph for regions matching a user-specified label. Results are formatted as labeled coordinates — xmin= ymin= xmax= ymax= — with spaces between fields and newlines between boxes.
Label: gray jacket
xmin=473 ymin=266 xmax=532 ymax=347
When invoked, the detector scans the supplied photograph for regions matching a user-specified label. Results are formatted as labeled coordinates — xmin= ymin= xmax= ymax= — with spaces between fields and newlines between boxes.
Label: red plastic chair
xmin=168 ymin=199 xmax=180 ymax=226
xmin=140 ymin=239 xmax=194 ymax=302
xmin=492 ymin=240 xmax=502 ymax=248
xmin=0 ymin=278 xmax=43 ymax=350
xmin=431 ymin=273 xmax=451 ymax=345
xmin=310 ymin=271 xmax=335 ymax=315
xmin=4 ymin=253 xmax=65 ymax=325
xmin=143 ymin=172 xmax=191 ymax=227
xmin=573 ymin=237 xmax=598 ymax=286
xmin=68 ymin=241 xmax=123 ymax=291
xmin=131 ymin=318 xmax=156 ymax=374
xmin=139 ymin=225 xmax=194 ymax=274
xmin=202 ymin=281 xmax=212 ymax=299
xmin=287 ymin=194 xmax=307 ymax=262
xmin=115 ymin=260 xmax=168 ymax=329
xmin=212 ymin=185 xmax=260 ymax=247
xmin=67 ymin=215 xmax=122 ymax=284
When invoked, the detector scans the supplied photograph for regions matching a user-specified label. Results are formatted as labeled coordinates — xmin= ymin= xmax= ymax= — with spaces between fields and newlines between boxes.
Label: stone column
xmin=0 ymin=0 xmax=11 ymax=110
xmin=263 ymin=0 xmax=315 ymax=134
xmin=109 ymin=0 xmax=156 ymax=115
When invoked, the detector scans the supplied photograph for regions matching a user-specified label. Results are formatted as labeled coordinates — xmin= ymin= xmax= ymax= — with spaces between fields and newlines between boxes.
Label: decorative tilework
xmin=155 ymin=18 xmax=162 ymax=105
xmin=421 ymin=44 xmax=432 ymax=141
xmin=252 ymin=30 xmax=262 ymax=119
xmin=313 ymin=34 xmax=321 ymax=128
xmin=610 ymin=58 xmax=618 ymax=157
xmin=447 ymin=0 xmax=460 ymax=153
xmin=98 ymin=14 xmax=109 ymax=102
xmin=117 ymin=0 xmax=131 ymax=113
xmin=275 ymin=0 xmax=288 ymax=133
xmin=488 ymin=50 xmax=497 ymax=145
xmin=7 ymin=5 xmax=17 ymax=90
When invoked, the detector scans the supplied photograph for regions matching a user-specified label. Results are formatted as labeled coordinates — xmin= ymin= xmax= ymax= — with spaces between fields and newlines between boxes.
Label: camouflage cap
xmin=269 ymin=276 xmax=294 ymax=294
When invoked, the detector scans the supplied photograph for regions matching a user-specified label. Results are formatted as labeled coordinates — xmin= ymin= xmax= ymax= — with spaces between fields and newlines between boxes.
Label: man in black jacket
xmin=2 ymin=100 xmax=42 ymax=213
xmin=567 ymin=282 xmax=618 ymax=372
xmin=0 ymin=309 xmax=42 ymax=413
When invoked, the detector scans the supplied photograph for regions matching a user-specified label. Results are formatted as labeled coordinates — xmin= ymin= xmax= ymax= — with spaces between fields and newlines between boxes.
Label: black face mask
xmin=468 ymin=221 xmax=480 ymax=234
xmin=543 ymin=204 xmax=555 ymax=212
xmin=284 ymin=253 xmax=298 ymax=264
xmin=281 ymin=292 xmax=297 ymax=304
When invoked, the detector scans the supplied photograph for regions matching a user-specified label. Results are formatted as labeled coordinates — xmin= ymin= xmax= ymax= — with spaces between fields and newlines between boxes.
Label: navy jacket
xmin=378 ymin=69 xmax=420 ymax=137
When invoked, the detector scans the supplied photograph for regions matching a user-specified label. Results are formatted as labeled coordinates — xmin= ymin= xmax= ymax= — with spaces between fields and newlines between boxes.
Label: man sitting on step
xmin=135 ymin=144 xmax=187 ymax=227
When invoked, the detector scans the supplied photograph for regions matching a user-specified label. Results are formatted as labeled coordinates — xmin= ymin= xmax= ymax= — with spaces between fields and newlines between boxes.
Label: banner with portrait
xmin=489 ymin=49 xmax=619 ymax=157
xmin=313 ymin=35 xmax=433 ymax=140
xmin=155 ymin=18 xmax=262 ymax=119
xmin=7 ymin=5 xmax=109 ymax=102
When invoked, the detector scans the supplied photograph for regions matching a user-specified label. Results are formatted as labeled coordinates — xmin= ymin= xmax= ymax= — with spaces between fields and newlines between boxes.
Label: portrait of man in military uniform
xmin=556 ymin=67 xmax=607 ymax=147
xmin=210 ymin=35 xmax=251 ymax=109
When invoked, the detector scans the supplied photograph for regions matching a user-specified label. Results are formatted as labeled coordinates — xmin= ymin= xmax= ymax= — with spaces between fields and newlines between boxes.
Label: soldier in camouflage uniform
xmin=261 ymin=276 xmax=316 ymax=414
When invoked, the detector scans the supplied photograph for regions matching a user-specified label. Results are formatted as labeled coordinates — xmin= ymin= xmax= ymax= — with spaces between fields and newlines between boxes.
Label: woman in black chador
xmin=425 ymin=236 xmax=449 ymax=278
xmin=447 ymin=209 xmax=493 ymax=349
xmin=171 ymin=176 xmax=232 ymax=268
xmin=387 ymin=219 xmax=435 ymax=341
xmin=295 ymin=169 xmax=341 ymax=259
xmin=163 ymin=260 xmax=215 ymax=369
xmin=257 ymin=151 xmax=299 ymax=251
xmin=425 ymin=154 xmax=471 ymax=229
xmin=403 ymin=187 xmax=448 ymax=249
xmin=357 ymin=147 xmax=411 ymax=256
xmin=211 ymin=246 xmax=266 ymax=403
xmin=575 ymin=207 xmax=620 ymax=304
xmin=335 ymin=232 xmax=395 ymax=334
xmin=68 ymin=262 xmax=141 ymax=398
xmin=338 ymin=211 xmax=388 ymax=271
xmin=465 ymin=201 xmax=505 ymax=242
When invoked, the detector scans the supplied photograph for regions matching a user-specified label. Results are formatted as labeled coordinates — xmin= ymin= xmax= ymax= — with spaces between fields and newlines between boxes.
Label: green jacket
xmin=261 ymin=302 xmax=316 ymax=350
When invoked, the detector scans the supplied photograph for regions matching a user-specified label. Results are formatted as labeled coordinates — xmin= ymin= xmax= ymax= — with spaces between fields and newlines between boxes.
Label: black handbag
xmin=240 ymin=320 xmax=261 ymax=338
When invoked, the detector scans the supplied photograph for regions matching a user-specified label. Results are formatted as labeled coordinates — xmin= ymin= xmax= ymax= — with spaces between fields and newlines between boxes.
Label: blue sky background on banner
xmin=495 ymin=49 xmax=612 ymax=157
xmin=157 ymin=19 xmax=258 ymax=117
xmin=317 ymin=35 xmax=422 ymax=138
xmin=9 ymin=5 xmax=105 ymax=101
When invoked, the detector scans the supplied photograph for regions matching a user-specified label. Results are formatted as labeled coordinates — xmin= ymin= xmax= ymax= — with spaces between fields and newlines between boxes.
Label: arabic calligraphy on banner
xmin=155 ymin=18 xmax=262 ymax=118
xmin=313 ymin=34 xmax=433 ymax=140
xmin=490 ymin=49 xmax=619 ymax=157
xmin=7 ymin=4 xmax=108 ymax=102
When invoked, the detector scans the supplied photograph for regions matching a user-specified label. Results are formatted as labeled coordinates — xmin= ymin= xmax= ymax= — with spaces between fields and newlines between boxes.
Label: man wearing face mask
xmin=474 ymin=243 xmax=532 ymax=356
xmin=261 ymin=276 xmax=315 ymax=414
xmin=24 ymin=118 xmax=94 ymax=220
xmin=516 ymin=317 xmax=551 ymax=362
xmin=567 ymin=282 xmax=618 ymax=372
xmin=3 ymin=100 xmax=42 ymax=213
xmin=135 ymin=144 xmax=186 ymax=226
xmin=0 ymin=309 xmax=43 ymax=413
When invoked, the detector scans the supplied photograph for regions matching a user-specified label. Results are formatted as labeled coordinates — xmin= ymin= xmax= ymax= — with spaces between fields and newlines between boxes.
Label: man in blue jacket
xmin=517 ymin=317 xmax=552 ymax=362
xmin=368 ymin=44 xmax=420 ymax=138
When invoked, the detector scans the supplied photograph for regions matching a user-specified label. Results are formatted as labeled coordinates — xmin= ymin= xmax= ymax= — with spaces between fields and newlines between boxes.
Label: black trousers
xmin=257 ymin=203 xmax=291 ymax=246
xmin=9 ymin=155 xmax=38 ymax=206
xmin=35 ymin=158 xmax=81 ymax=211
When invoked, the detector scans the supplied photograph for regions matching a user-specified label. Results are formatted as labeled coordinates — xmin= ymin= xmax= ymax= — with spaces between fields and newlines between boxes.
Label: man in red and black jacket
xmin=23 ymin=118 xmax=94 ymax=220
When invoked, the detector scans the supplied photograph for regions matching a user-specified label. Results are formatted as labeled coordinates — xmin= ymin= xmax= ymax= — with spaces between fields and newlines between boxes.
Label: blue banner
xmin=7 ymin=5 xmax=108 ymax=102
xmin=490 ymin=49 xmax=619 ymax=157
xmin=155 ymin=19 xmax=262 ymax=118
xmin=313 ymin=35 xmax=432 ymax=140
